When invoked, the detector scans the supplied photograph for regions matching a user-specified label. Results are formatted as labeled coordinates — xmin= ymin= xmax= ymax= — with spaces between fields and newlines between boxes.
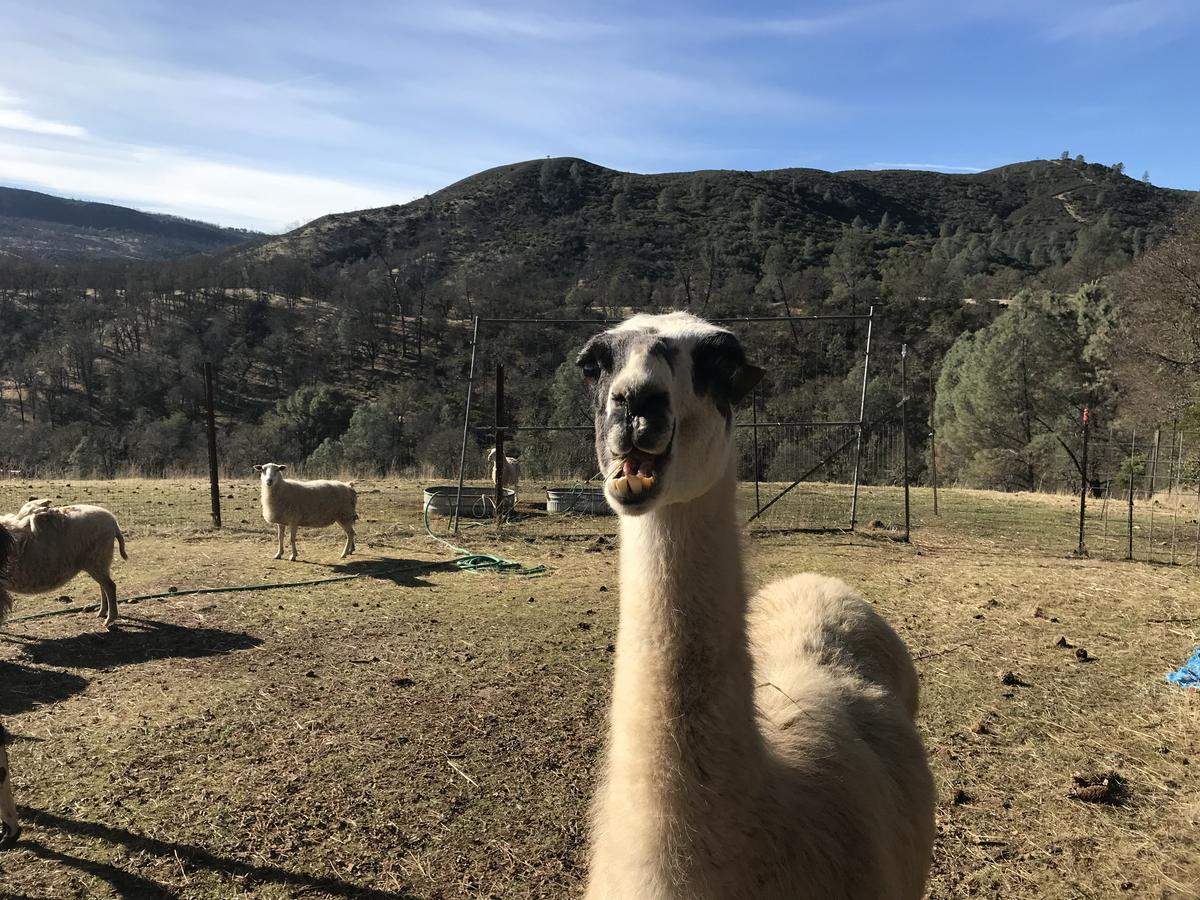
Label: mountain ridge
xmin=0 ymin=185 xmax=261 ymax=261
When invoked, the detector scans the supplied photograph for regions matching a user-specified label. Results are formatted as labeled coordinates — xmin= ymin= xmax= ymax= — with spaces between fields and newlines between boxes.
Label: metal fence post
xmin=494 ymin=363 xmax=506 ymax=526
xmin=452 ymin=316 xmax=481 ymax=534
xmin=203 ymin=362 xmax=221 ymax=529
xmin=901 ymin=343 xmax=910 ymax=543
xmin=849 ymin=305 xmax=874 ymax=529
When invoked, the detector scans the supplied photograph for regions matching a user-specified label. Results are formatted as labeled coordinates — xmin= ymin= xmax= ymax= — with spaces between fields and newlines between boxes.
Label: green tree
xmin=934 ymin=290 xmax=1113 ymax=490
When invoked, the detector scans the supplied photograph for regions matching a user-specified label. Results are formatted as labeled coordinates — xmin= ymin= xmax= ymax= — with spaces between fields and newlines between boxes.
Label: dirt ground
xmin=0 ymin=479 xmax=1198 ymax=899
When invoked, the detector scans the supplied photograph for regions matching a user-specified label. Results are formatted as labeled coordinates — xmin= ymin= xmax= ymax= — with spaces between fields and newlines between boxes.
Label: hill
xmin=248 ymin=156 xmax=1193 ymax=288
xmin=0 ymin=186 xmax=260 ymax=261
xmin=0 ymin=155 xmax=1195 ymax=480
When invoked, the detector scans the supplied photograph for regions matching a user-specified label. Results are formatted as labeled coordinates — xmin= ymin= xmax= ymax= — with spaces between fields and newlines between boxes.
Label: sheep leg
xmin=339 ymin=520 xmax=355 ymax=558
xmin=100 ymin=576 xmax=119 ymax=629
xmin=88 ymin=568 xmax=118 ymax=628
xmin=0 ymin=723 xmax=20 ymax=849
xmin=275 ymin=524 xmax=285 ymax=560
xmin=289 ymin=525 xmax=298 ymax=562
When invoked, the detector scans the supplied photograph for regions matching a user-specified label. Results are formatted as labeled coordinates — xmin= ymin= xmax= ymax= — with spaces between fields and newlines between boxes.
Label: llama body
xmin=580 ymin=312 xmax=934 ymax=899
xmin=254 ymin=463 xmax=357 ymax=561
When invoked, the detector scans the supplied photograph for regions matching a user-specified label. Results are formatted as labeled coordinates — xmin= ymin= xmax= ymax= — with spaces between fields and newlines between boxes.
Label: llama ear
xmin=253 ymin=465 xmax=263 ymax=473
xmin=576 ymin=336 xmax=612 ymax=382
xmin=693 ymin=331 xmax=762 ymax=406
xmin=730 ymin=363 xmax=765 ymax=403
xmin=278 ymin=464 xmax=287 ymax=471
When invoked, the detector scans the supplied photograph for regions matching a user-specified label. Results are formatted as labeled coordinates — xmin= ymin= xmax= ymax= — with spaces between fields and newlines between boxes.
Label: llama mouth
xmin=608 ymin=446 xmax=668 ymax=504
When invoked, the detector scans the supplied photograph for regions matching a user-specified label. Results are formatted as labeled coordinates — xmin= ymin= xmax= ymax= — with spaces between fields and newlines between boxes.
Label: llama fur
xmin=254 ymin=463 xmax=357 ymax=561
xmin=579 ymin=312 xmax=935 ymax=899
xmin=0 ymin=503 xmax=128 ymax=629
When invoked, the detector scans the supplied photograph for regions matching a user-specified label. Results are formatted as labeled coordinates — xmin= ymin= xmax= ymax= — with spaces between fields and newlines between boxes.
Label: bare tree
xmin=1113 ymin=203 xmax=1200 ymax=420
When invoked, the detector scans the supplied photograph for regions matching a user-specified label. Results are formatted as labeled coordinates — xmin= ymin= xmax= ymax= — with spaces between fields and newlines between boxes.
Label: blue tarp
xmin=1167 ymin=648 xmax=1200 ymax=689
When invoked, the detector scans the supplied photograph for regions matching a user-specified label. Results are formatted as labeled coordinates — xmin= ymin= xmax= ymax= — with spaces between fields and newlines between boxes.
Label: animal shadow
xmin=18 ymin=806 xmax=419 ymax=899
xmin=18 ymin=617 xmax=262 ymax=671
xmin=0 ymin=660 xmax=89 ymax=716
xmin=330 ymin=556 xmax=448 ymax=588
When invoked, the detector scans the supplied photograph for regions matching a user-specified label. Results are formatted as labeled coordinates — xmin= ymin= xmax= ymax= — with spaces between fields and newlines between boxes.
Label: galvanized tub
xmin=423 ymin=486 xmax=515 ymax=518
xmin=546 ymin=487 xmax=613 ymax=515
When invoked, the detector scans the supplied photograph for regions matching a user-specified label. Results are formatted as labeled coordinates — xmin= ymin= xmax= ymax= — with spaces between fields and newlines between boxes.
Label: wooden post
xmin=494 ymin=363 xmax=505 ymax=526
xmin=1127 ymin=429 xmax=1136 ymax=561
xmin=1076 ymin=405 xmax=1089 ymax=556
xmin=1171 ymin=431 xmax=1183 ymax=565
xmin=901 ymin=344 xmax=910 ymax=543
xmin=928 ymin=370 xmax=939 ymax=516
xmin=203 ymin=362 xmax=221 ymax=529
xmin=1148 ymin=427 xmax=1161 ymax=557
xmin=751 ymin=386 xmax=761 ymax=516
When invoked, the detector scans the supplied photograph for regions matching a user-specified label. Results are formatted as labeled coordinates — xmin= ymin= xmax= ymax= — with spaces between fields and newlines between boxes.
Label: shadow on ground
xmin=17 ymin=807 xmax=420 ymax=899
xmin=330 ymin=556 xmax=450 ymax=587
xmin=17 ymin=617 xmax=262 ymax=671
xmin=0 ymin=660 xmax=89 ymax=716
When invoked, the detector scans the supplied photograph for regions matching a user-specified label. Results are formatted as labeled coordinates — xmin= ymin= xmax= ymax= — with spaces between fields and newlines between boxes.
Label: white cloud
xmin=0 ymin=108 xmax=87 ymax=138
xmin=0 ymin=86 xmax=88 ymax=137
xmin=0 ymin=139 xmax=416 ymax=231
xmin=1043 ymin=0 xmax=1180 ymax=40
xmin=868 ymin=162 xmax=984 ymax=172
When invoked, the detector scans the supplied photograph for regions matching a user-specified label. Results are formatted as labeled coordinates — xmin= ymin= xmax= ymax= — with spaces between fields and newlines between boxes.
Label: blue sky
xmin=1 ymin=0 xmax=1196 ymax=231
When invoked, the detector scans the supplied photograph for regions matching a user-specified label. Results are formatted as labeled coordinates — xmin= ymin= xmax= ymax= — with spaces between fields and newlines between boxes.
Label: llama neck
xmin=605 ymin=463 xmax=762 ymax=823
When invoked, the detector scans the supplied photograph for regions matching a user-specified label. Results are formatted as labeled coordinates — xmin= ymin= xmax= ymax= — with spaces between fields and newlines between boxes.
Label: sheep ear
xmin=278 ymin=465 xmax=287 ymax=471
xmin=253 ymin=465 xmax=262 ymax=473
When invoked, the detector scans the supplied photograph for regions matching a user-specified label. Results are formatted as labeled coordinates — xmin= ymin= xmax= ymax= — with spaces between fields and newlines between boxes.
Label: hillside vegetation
xmin=0 ymin=156 xmax=1194 ymax=482
xmin=0 ymin=186 xmax=258 ymax=261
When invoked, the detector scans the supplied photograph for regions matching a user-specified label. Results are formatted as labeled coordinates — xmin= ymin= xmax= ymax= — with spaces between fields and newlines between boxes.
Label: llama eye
xmin=581 ymin=359 xmax=601 ymax=380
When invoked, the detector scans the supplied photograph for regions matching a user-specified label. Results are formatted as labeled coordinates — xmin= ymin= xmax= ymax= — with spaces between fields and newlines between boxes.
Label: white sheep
xmin=0 ymin=502 xmax=129 ymax=629
xmin=486 ymin=447 xmax=519 ymax=500
xmin=254 ymin=463 xmax=357 ymax=561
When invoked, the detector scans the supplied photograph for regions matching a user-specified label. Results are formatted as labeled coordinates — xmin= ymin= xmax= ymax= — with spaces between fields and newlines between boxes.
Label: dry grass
xmin=0 ymin=478 xmax=1198 ymax=898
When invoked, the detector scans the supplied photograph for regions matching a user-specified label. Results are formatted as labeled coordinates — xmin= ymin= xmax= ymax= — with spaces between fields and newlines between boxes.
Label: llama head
xmin=486 ymin=448 xmax=498 ymax=464
xmin=253 ymin=463 xmax=287 ymax=488
xmin=577 ymin=312 xmax=762 ymax=515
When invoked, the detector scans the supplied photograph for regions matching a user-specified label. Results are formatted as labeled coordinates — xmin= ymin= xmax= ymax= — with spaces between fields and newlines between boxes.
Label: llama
xmin=254 ymin=464 xmax=357 ymax=561
xmin=578 ymin=312 xmax=935 ymax=899
xmin=0 ymin=524 xmax=19 ymax=848
xmin=1 ymin=502 xmax=128 ymax=629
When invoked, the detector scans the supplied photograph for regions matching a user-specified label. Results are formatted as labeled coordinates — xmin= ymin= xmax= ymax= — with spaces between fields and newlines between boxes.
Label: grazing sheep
xmin=254 ymin=463 xmax=357 ymax=561
xmin=486 ymin=447 xmax=519 ymax=500
xmin=578 ymin=313 xmax=934 ymax=899
xmin=0 ymin=503 xmax=129 ymax=629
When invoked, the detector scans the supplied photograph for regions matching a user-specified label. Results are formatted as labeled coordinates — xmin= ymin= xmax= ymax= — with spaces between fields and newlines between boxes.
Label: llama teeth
xmin=628 ymin=476 xmax=644 ymax=495
xmin=612 ymin=476 xmax=630 ymax=496
xmin=643 ymin=475 xmax=656 ymax=488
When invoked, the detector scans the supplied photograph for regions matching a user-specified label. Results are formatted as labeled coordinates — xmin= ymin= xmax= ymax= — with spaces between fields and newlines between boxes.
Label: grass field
xmin=1 ymin=478 xmax=1198 ymax=899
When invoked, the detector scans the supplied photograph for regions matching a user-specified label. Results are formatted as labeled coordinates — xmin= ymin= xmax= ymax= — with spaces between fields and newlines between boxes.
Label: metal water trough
xmin=546 ymin=486 xmax=613 ymax=515
xmin=423 ymin=486 xmax=515 ymax=519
